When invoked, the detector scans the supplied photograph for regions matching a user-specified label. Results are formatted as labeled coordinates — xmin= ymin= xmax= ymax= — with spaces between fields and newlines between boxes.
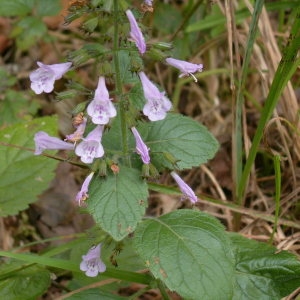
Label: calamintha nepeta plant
xmin=20 ymin=1 xmax=300 ymax=299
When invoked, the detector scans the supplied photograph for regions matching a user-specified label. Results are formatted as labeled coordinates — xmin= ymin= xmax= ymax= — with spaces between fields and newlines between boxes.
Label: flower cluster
xmin=31 ymin=3 xmax=202 ymax=277
xmin=30 ymin=5 xmax=201 ymax=207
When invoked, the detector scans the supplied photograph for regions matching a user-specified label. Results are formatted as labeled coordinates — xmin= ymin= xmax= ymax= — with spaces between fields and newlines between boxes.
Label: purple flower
xmin=87 ymin=77 xmax=117 ymax=125
xmin=75 ymin=125 xmax=104 ymax=164
xmin=30 ymin=61 xmax=72 ymax=94
xmin=144 ymin=0 xmax=153 ymax=6
xmin=171 ymin=171 xmax=198 ymax=204
xmin=138 ymin=72 xmax=172 ymax=121
xmin=126 ymin=10 xmax=146 ymax=55
xmin=34 ymin=131 xmax=75 ymax=155
xmin=131 ymin=127 xmax=150 ymax=164
xmin=65 ymin=117 xmax=87 ymax=142
xmin=76 ymin=172 xmax=94 ymax=206
xmin=80 ymin=243 xmax=106 ymax=277
xmin=166 ymin=57 xmax=203 ymax=82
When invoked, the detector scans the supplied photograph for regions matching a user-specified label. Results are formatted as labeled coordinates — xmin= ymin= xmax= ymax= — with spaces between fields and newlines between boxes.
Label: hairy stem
xmin=113 ymin=0 xmax=129 ymax=165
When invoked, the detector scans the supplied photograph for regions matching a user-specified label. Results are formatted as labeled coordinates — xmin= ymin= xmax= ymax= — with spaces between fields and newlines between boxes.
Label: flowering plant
xmin=0 ymin=1 xmax=299 ymax=300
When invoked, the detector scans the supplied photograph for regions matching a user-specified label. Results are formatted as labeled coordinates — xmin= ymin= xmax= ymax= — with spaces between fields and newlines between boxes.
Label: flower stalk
xmin=113 ymin=0 xmax=130 ymax=165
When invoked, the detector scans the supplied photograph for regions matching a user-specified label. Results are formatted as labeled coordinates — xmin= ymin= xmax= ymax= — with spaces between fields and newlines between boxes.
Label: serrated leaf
xmin=0 ymin=117 xmax=59 ymax=216
xmin=138 ymin=114 xmax=219 ymax=170
xmin=0 ymin=261 xmax=50 ymax=300
xmin=0 ymin=90 xmax=39 ymax=125
xmin=87 ymin=167 xmax=148 ymax=241
xmin=229 ymin=233 xmax=300 ymax=300
xmin=0 ymin=0 xmax=35 ymax=16
xmin=117 ymin=50 xmax=139 ymax=84
xmin=128 ymin=82 xmax=144 ymax=111
xmin=133 ymin=209 xmax=235 ymax=299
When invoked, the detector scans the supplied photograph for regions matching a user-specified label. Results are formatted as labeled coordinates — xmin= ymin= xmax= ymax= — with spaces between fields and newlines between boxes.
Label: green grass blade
xmin=238 ymin=8 xmax=300 ymax=200
xmin=234 ymin=0 xmax=264 ymax=205
xmin=0 ymin=251 xmax=152 ymax=284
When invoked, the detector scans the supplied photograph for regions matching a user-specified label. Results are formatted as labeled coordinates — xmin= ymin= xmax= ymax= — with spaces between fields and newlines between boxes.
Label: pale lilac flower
xmin=166 ymin=57 xmax=203 ymax=82
xmin=34 ymin=131 xmax=74 ymax=155
xmin=138 ymin=72 xmax=172 ymax=121
xmin=171 ymin=171 xmax=198 ymax=204
xmin=144 ymin=0 xmax=153 ymax=6
xmin=131 ymin=127 xmax=150 ymax=164
xmin=126 ymin=10 xmax=146 ymax=55
xmin=87 ymin=77 xmax=117 ymax=125
xmin=75 ymin=125 xmax=104 ymax=164
xmin=76 ymin=172 xmax=94 ymax=206
xmin=30 ymin=61 xmax=72 ymax=94
xmin=65 ymin=117 xmax=87 ymax=142
xmin=80 ymin=243 xmax=106 ymax=277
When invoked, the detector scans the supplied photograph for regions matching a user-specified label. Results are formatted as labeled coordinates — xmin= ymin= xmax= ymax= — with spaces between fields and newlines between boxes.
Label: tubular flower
xmin=65 ymin=117 xmax=87 ymax=142
xmin=76 ymin=172 xmax=94 ymax=206
xmin=30 ymin=61 xmax=72 ymax=94
xmin=165 ymin=57 xmax=203 ymax=82
xmin=138 ymin=72 xmax=172 ymax=121
xmin=87 ymin=77 xmax=117 ymax=125
xmin=125 ymin=10 xmax=146 ymax=55
xmin=34 ymin=131 xmax=75 ymax=155
xmin=75 ymin=125 xmax=104 ymax=164
xmin=144 ymin=0 xmax=153 ymax=6
xmin=80 ymin=243 xmax=106 ymax=277
xmin=131 ymin=127 xmax=150 ymax=164
xmin=171 ymin=171 xmax=198 ymax=204
xmin=141 ymin=0 xmax=153 ymax=12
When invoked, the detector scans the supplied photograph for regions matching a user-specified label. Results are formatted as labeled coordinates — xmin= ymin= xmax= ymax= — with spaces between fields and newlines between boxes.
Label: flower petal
xmin=34 ymin=131 xmax=74 ymax=155
xmin=171 ymin=171 xmax=198 ymax=204
xmin=126 ymin=10 xmax=146 ymax=55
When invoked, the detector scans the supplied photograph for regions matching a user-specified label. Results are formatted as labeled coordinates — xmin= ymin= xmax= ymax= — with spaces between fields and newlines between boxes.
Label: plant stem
xmin=113 ymin=0 xmax=129 ymax=165
xmin=269 ymin=155 xmax=281 ymax=244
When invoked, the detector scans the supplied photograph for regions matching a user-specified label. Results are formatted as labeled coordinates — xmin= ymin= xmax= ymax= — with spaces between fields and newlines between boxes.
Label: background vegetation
xmin=0 ymin=0 xmax=299 ymax=299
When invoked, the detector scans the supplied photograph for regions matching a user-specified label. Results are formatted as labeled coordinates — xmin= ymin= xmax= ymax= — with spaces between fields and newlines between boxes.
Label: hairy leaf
xmin=87 ymin=167 xmax=148 ymax=241
xmin=229 ymin=233 xmax=300 ymax=300
xmin=0 ymin=117 xmax=59 ymax=216
xmin=133 ymin=209 xmax=235 ymax=299
xmin=0 ymin=0 xmax=35 ymax=16
xmin=138 ymin=114 xmax=219 ymax=170
xmin=0 ymin=90 xmax=39 ymax=125
xmin=0 ymin=261 xmax=50 ymax=300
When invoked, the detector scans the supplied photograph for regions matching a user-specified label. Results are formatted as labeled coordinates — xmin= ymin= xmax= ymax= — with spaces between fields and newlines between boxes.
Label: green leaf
xmin=0 ymin=0 xmax=35 ymax=16
xmin=67 ymin=289 xmax=127 ymax=300
xmin=128 ymin=82 xmax=144 ymax=111
xmin=153 ymin=3 xmax=182 ymax=35
xmin=133 ymin=209 xmax=235 ymax=299
xmin=13 ymin=16 xmax=48 ymax=50
xmin=0 ymin=261 xmax=50 ymax=300
xmin=0 ymin=68 xmax=17 ymax=92
xmin=87 ymin=167 xmax=148 ymax=241
xmin=82 ymin=17 xmax=99 ymax=33
xmin=0 ymin=117 xmax=59 ymax=216
xmin=138 ymin=114 xmax=219 ymax=170
xmin=0 ymin=90 xmax=39 ymax=125
xmin=117 ymin=50 xmax=139 ymax=84
xmin=229 ymin=233 xmax=300 ymax=300
xmin=36 ymin=0 xmax=61 ymax=16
